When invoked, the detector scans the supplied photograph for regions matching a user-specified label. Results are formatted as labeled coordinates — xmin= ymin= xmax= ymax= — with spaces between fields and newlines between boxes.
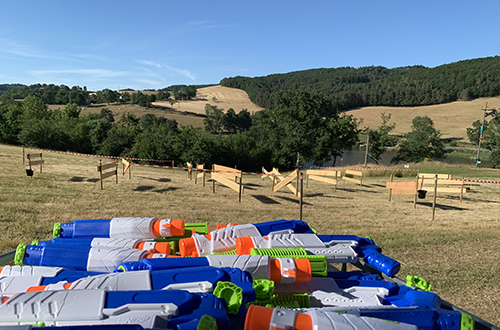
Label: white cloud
xmin=29 ymin=69 xmax=128 ymax=78
xmin=135 ymin=60 xmax=162 ymax=68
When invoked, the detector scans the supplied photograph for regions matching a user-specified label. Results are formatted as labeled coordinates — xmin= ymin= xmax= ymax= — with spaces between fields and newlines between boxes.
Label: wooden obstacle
xmin=97 ymin=160 xmax=118 ymax=190
xmin=211 ymin=164 xmax=243 ymax=202
xmin=386 ymin=174 xmax=422 ymax=208
xmin=262 ymin=167 xmax=301 ymax=197
xmin=195 ymin=164 xmax=206 ymax=187
xmin=419 ymin=176 xmax=466 ymax=202
xmin=27 ymin=153 xmax=44 ymax=173
xmin=342 ymin=169 xmax=363 ymax=186
xmin=305 ymin=169 xmax=340 ymax=192
xmin=187 ymin=162 xmax=193 ymax=180
xmin=121 ymin=159 xmax=132 ymax=179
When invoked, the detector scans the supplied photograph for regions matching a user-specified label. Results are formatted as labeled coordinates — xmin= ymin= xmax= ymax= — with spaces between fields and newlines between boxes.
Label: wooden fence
xmin=97 ymin=160 xmax=118 ymax=190
xmin=211 ymin=164 xmax=243 ymax=202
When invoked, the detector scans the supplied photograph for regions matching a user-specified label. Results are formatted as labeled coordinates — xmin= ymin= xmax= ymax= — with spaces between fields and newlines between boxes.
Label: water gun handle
xmin=362 ymin=249 xmax=401 ymax=277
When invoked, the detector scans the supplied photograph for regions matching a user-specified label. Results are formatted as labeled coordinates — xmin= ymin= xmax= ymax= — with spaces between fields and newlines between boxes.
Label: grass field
xmin=1 ymin=143 xmax=499 ymax=326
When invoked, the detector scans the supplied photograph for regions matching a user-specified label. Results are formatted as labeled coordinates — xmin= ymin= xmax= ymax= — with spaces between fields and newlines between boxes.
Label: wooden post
xmin=432 ymin=175 xmax=438 ymax=220
xmin=238 ymin=176 xmax=243 ymax=203
xmin=99 ymin=160 xmax=103 ymax=190
xmin=212 ymin=165 xmax=216 ymax=194
xmin=413 ymin=174 xmax=419 ymax=209
xmin=299 ymin=172 xmax=303 ymax=220
xmin=460 ymin=177 xmax=464 ymax=203
xmin=172 ymin=161 xmax=175 ymax=175
xmin=295 ymin=169 xmax=299 ymax=196
xmin=388 ymin=173 xmax=394 ymax=202
xmin=22 ymin=147 xmax=25 ymax=165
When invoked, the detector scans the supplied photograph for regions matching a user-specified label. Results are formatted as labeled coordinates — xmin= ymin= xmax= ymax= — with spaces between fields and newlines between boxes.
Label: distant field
xmin=346 ymin=97 xmax=500 ymax=141
xmin=49 ymin=87 xmax=499 ymax=141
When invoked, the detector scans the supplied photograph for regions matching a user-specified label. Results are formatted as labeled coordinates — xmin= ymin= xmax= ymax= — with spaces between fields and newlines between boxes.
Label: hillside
xmin=75 ymin=86 xmax=498 ymax=142
xmin=347 ymin=96 xmax=500 ymax=141
xmin=152 ymin=85 xmax=264 ymax=115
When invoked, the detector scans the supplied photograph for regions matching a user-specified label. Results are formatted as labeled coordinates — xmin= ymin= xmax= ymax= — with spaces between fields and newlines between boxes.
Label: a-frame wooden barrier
xmin=97 ymin=160 xmax=118 ymax=190
xmin=187 ymin=162 xmax=193 ymax=180
xmin=195 ymin=164 xmax=206 ymax=187
xmin=211 ymin=164 xmax=243 ymax=202
xmin=262 ymin=167 xmax=301 ymax=197
xmin=121 ymin=158 xmax=132 ymax=179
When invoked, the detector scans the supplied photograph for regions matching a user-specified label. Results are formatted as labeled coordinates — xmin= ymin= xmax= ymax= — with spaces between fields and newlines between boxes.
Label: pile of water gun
xmin=0 ymin=217 xmax=475 ymax=330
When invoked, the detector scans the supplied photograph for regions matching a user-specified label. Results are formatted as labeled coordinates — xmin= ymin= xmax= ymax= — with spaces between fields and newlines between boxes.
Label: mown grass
xmin=0 ymin=143 xmax=499 ymax=326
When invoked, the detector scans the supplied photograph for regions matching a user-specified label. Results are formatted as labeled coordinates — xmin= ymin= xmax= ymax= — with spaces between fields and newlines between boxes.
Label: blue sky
xmin=0 ymin=0 xmax=499 ymax=91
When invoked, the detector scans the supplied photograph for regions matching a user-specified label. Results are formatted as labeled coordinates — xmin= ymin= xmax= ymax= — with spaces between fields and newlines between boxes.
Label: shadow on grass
xmin=338 ymin=188 xmax=379 ymax=194
xmin=69 ymin=177 xmax=100 ymax=183
xmin=412 ymin=201 xmax=469 ymax=211
xmin=133 ymin=186 xmax=155 ymax=192
xmin=154 ymin=187 xmax=179 ymax=193
xmin=251 ymin=195 xmax=280 ymax=204
xmin=137 ymin=176 xmax=171 ymax=183
xmin=275 ymin=196 xmax=313 ymax=206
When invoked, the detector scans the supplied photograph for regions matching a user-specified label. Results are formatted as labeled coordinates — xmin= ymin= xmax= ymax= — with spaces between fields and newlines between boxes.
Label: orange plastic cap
xmin=1 ymin=297 xmax=9 ymax=304
xmin=136 ymin=241 xmax=172 ymax=254
xmin=294 ymin=258 xmax=312 ymax=282
xmin=179 ymin=237 xmax=199 ymax=257
xmin=235 ymin=237 xmax=255 ymax=255
xmin=169 ymin=219 xmax=185 ymax=236
xmin=244 ymin=305 xmax=273 ymax=330
xmin=153 ymin=242 xmax=171 ymax=254
xmin=151 ymin=219 xmax=185 ymax=237
xmin=216 ymin=224 xmax=227 ymax=230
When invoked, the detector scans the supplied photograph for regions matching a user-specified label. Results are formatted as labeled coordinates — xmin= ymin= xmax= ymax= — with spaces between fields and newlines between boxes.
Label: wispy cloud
xmin=29 ymin=69 xmax=128 ymax=78
xmin=135 ymin=59 xmax=196 ymax=81
xmin=135 ymin=60 xmax=162 ymax=68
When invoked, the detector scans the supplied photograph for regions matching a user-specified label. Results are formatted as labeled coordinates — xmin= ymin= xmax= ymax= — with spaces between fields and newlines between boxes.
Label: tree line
xmin=220 ymin=56 xmax=500 ymax=110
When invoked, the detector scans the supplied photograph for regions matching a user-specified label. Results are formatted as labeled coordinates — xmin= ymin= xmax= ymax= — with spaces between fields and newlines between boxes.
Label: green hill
xmin=220 ymin=56 xmax=500 ymax=110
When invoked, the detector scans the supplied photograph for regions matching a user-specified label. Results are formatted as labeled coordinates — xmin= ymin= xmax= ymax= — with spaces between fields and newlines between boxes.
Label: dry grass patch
xmin=0 ymin=143 xmax=499 ymax=325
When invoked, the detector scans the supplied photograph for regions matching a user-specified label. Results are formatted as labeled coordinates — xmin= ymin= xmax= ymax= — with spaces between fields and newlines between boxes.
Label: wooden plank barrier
xmin=195 ymin=164 xmax=206 ymax=187
xmin=305 ymin=169 xmax=340 ymax=192
xmin=342 ymin=169 xmax=363 ymax=186
xmin=121 ymin=158 xmax=132 ymax=179
xmin=97 ymin=160 xmax=118 ymax=190
xmin=386 ymin=174 xmax=422 ymax=208
xmin=419 ymin=176 xmax=466 ymax=202
xmin=211 ymin=164 xmax=243 ymax=202
xmin=27 ymin=153 xmax=44 ymax=173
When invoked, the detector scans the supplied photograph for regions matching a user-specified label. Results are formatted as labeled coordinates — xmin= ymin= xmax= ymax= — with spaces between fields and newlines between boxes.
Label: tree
xmin=482 ymin=113 xmax=500 ymax=168
xmin=258 ymin=88 xmax=359 ymax=169
xmin=204 ymin=104 xmax=225 ymax=133
xmin=467 ymin=119 xmax=488 ymax=145
xmin=223 ymin=108 xmax=237 ymax=133
xmin=367 ymin=112 xmax=397 ymax=162
xmin=392 ymin=116 xmax=445 ymax=163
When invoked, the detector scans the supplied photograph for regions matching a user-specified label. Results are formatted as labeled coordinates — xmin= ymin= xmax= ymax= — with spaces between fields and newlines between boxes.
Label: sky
xmin=0 ymin=0 xmax=499 ymax=91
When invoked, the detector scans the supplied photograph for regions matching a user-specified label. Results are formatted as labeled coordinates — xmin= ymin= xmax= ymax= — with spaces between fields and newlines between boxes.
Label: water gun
xmin=236 ymin=233 xmax=401 ymax=277
xmin=0 ymin=265 xmax=103 ymax=296
xmin=24 ymin=266 xmax=253 ymax=296
xmin=116 ymin=254 xmax=312 ymax=284
xmin=53 ymin=217 xmax=185 ymax=239
xmin=35 ymin=237 xmax=172 ymax=254
xmin=0 ymin=289 xmax=230 ymax=330
xmin=245 ymin=289 xmax=475 ymax=330
xmin=179 ymin=219 xmax=313 ymax=257
xmin=14 ymin=243 xmax=169 ymax=272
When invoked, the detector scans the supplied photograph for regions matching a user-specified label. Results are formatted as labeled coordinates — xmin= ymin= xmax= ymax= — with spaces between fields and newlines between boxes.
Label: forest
xmin=220 ymin=56 xmax=500 ymax=110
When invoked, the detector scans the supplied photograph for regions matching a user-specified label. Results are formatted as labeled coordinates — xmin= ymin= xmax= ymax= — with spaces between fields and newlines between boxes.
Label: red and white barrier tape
xmin=27 ymin=148 xmax=172 ymax=163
